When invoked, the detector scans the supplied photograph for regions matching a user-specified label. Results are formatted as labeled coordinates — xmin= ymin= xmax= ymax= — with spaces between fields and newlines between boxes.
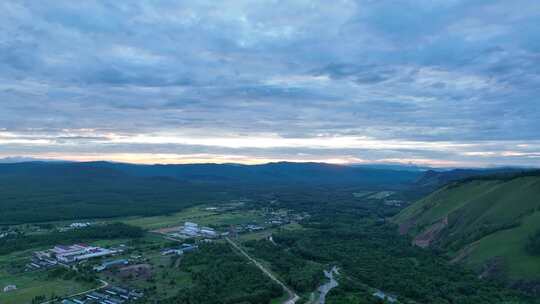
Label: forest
xmin=154 ymin=243 xmax=283 ymax=304
xmin=0 ymin=223 xmax=143 ymax=255
xmin=0 ymin=161 xmax=423 ymax=224
xmin=526 ymin=230 xmax=540 ymax=256
xmin=243 ymin=239 xmax=325 ymax=293
xmin=252 ymin=215 xmax=533 ymax=304
xmin=243 ymin=189 xmax=537 ymax=304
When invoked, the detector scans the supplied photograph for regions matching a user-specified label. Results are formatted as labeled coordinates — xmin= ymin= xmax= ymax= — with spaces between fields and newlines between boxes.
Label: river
xmin=316 ymin=266 xmax=339 ymax=304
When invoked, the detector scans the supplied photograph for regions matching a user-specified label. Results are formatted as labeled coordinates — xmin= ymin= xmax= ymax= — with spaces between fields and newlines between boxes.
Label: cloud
xmin=0 ymin=0 xmax=538 ymax=166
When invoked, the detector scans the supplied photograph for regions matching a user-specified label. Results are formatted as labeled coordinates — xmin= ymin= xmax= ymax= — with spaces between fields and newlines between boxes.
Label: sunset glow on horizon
xmin=1 ymin=1 xmax=539 ymax=168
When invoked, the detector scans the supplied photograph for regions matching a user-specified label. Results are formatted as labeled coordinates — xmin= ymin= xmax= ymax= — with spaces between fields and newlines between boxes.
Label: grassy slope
xmin=395 ymin=180 xmax=501 ymax=229
xmin=467 ymin=211 xmax=540 ymax=279
xmin=395 ymin=176 xmax=540 ymax=279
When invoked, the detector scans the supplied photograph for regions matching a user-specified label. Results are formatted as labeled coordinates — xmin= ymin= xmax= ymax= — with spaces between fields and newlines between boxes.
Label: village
xmin=1 ymin=203 xmax=308 ymax=304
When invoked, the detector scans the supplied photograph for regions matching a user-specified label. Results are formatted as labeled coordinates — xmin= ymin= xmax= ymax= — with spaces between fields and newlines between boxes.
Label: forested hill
xmin=394 ymin=171 xmax=540 ymax=292
xmin=0 ymin=161 xmax=421 ymax=225
xmin=411 ymin=167 xmax=525 ymax=193
xmin=77 ymin=161 xmax=423 ymax=186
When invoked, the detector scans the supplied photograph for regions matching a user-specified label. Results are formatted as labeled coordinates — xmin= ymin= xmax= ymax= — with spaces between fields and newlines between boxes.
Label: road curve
xmin=226 ymin=237 xmax=300 ymax=304
xmin=40 ymin=279 xmax=109 ymax=304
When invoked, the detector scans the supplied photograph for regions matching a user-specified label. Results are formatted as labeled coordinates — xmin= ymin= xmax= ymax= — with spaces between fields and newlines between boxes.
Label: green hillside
xmin=395 ymin=173 xmax=540 ymax=282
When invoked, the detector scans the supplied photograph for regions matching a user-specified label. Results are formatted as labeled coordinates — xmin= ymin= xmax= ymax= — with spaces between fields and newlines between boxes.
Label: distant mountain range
xmin=0 ymin=156 xmax=68 ymax=163
xmin=0 ymin=160 xmax=534 ymax=224
xmin=0 ymin=161 xmax=422 ymax=187
xmin=0 ymin=161 xmax=424 ymax=224
xmin=0 ymin=159 xmax=532 ymax=190
xmin=412 ymin=167 xmax=526 ymax=189
xmin=349 ymin=163 xmax=433 ymax=172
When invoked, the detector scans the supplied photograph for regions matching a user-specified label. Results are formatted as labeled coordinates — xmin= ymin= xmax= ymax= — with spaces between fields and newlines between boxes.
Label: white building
xmin=179 ymin=222 xmax=219 ymax=238
xmin=51 ymin=244 xmax=90 ymax=262
xmin=200 ymin=227 xmax=217 ymax=237
xmin=3 ymin=285 xmax=17 ymax=292
xmin=184 ymin=222 xmax=198 ymax=229
xmin=182 ymin=222 xmax=200 ymax=236
xmin=35 ymin=244 xmax=117 ymax=263
xmin=161 ymin=249 xmax=184 ymax=256
xmin=70 ymin=222 xmax=91 ymax=229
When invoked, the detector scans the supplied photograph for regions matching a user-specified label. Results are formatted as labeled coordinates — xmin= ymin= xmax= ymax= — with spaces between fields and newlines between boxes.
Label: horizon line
xmin=1 ymin=155 xmax=538 ymax=170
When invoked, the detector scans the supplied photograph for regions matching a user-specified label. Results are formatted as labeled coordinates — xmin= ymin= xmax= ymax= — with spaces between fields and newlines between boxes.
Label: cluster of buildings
xmin=33 ymin=244 xmax=121 ymax=265
xmin=62 ymin=286 xmax=143 ymax=304
xmin=69 ymin=222 xmax=92 ymax=229
xmin=58 ymin=222 xmax=93 ymax=232
xmin=170 ymin=221 xmax=270 ymax=240
xmin=383 ymin=199 xmax=405 ymax=207
xmin=174 ymin=222 xmax=218 ymax=238
xmin=262 ymin=209 xmax=309 ymax=226
xmin=228 ymin=224 xmax=264 ymax=237
xmin=245 ymin=224 xmax=264 ymax=231
xmin=0 ymin=230 xmax=18 ymax=239
xmin=161 ymin=243 xmax=198 ymax=256
xmin=93 ymin=259 xmax=129 ymax=272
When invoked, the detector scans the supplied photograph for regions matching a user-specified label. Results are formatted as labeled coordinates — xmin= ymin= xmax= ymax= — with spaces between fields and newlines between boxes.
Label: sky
xmin=1 ymin=0 xmax=539 ymax=167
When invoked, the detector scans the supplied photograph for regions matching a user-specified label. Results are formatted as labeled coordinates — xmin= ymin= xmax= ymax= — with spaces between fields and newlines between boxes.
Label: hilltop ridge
xmin=395 ymin=171 xmax=540 ymax=292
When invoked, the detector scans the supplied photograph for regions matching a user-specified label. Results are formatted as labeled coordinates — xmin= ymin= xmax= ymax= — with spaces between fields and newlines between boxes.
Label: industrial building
xmin=34 ymin=244 xmax=120 ymax=264
xmin=183 ymin=222 xmax=199 ymax=236
xmin=69 ymin=222 xmax=91 ymax=229
xmin=94 ymin=259 xmax=129 ymax=272
xmin=161 ymin=243 xmax=198 ymax=256
xmin=161 ymin=248 xmax=184 ymax=256
xmin=65 ymin=285 xmax=143 ymax=304
xmin=179 ymin=222 xmax=217 ymax=238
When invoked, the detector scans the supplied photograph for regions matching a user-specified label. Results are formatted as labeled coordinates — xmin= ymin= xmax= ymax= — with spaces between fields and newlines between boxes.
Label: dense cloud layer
xmin=1 ymin=1 xmax=539 ymax=166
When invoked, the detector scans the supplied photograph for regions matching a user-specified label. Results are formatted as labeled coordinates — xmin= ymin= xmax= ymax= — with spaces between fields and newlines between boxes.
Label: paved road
xmin=226 ymin=237 xmax=300 ymax=304
xmin=40 ymin=279 xmax=108 ymax=304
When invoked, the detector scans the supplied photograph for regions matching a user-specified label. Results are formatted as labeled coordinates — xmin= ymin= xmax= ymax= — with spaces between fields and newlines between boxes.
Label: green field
xmin=0 ymin=206 xmax=302 ymax=303
xmin=368 ymin=191 xmax=395 ymax=200
xmin=0 ymin=270 xmax=95 ymax=304
xmin=238 ymin=223 xmax=305 ymax=242
xmin=98 ymin=248 xmax=193 ymax=299
xmin=119 ymin=206 xmax=266 ymax=231
xmin=270 ymin=292 xmax=290 ymax=304
xmin=0 ymin=232 xmax=170 ymax=304
xmin=352 ymin=191 xmax=374 ymax=198
xmin=118 ymin=207 xmax=218 ymax=230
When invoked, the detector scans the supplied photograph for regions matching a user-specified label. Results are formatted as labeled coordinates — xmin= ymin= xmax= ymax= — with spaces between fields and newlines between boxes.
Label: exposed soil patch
xmin=478 ymin=257 xmax=505 ymax=280
xmin=450 ymin=243 xmax=476 ymax=264
xmin=117 ymin=263 xmax=153 ymax=280
xmin=398 ymin=219 xmax=415 ymax=235
xmin=152 ymin=225 xmax=183 ymax=234
xmin=413 ymin=216 xmax=448 ymax=248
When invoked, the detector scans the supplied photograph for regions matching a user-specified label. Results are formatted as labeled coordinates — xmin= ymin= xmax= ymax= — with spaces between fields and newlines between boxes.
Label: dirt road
xmin=226 ymin=237 xmax=300 ymax=304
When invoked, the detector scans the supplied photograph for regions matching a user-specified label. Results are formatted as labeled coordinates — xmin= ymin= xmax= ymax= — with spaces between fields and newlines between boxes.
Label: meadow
xmin=0 ymin=270 xmax=95 ymax=304
xmin=119 ymin=206 xmax=267 ymax=231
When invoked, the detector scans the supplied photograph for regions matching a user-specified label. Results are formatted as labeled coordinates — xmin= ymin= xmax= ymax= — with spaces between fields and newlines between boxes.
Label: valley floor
xmin=0 ymin=186 xmax=537 ymax=304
